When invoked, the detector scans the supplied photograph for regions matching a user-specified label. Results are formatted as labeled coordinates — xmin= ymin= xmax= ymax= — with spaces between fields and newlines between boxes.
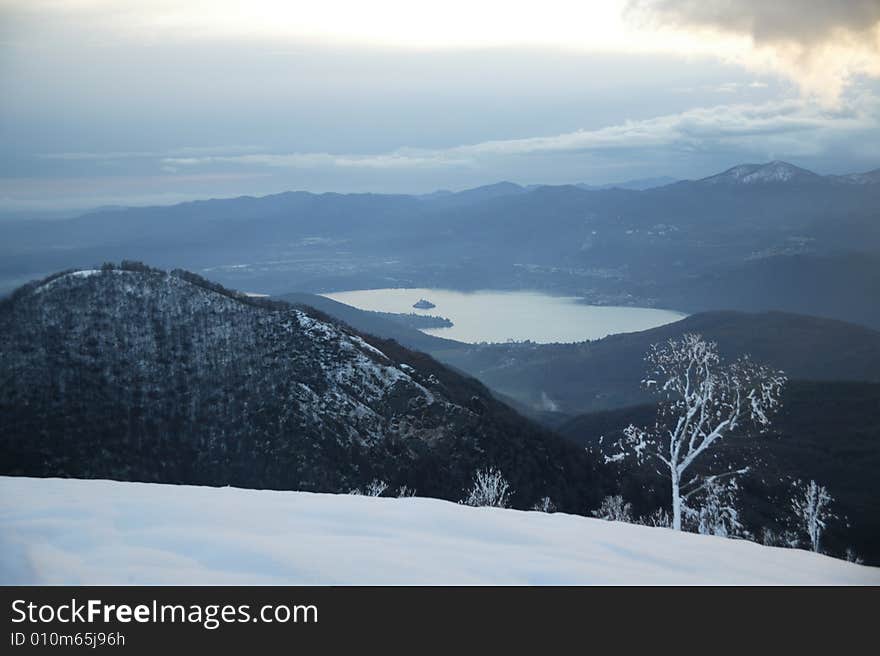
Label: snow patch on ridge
xmin=703 ymin=161 xmax=819 ymax=185
xmin=32 ymin=268 xmax=124 ymax=295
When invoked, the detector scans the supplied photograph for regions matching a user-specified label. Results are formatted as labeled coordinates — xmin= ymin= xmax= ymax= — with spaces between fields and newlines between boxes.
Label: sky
xmin=1 ymin=0 xmax=879 ymax=212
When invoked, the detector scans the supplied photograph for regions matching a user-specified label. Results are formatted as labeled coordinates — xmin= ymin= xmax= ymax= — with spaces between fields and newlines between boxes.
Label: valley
xmin=1 ymin=162 xmax=878 ymax=578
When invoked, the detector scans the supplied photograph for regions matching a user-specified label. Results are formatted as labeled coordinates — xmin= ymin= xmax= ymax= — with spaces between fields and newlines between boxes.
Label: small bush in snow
xmin=845 ymin=548 xmax=864 ymax=565
xmin=639 ymin=507 xmax=672 ymax=528
xmin=349 ymin=479 xmax=389 ymax=497
xmin=461 ymin=467 xmax=512 ymax=508
xmin=791 ymin=479 xmax=834 ymax=553
xmin=531 ymin=496 xmax=557 ymax=513
xmin=396 ymin=485 xmax=416 ymax=498
xmin=364 ymin=480 xmax=389 ymax=497
xmin=761 ymin=527 xmax=801 ymax=549
xmin=592 ymin=495 xmax=634 ymax=522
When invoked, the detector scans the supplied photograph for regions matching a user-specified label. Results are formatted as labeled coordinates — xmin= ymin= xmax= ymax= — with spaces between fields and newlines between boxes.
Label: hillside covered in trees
xmin=0 ymin=264 xmax=607 ymax=511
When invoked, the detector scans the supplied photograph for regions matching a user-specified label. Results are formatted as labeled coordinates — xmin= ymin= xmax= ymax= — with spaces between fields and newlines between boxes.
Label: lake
xmin=322 ymin=288 xmax=687 ymax=344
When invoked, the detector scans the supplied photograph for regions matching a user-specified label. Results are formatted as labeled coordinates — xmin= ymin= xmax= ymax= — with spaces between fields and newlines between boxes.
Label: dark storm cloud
xmin=627 ymin=0 xmax=880 ymax=100
xmin=627 ymin=0 xmax=880 ymax=45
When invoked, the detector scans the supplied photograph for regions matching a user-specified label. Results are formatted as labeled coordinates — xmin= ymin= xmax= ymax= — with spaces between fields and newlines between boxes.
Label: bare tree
xmin=396 ymin=485 xmax=416 ymax=498
xmin=364 ymin=479 xmax=389 ymax=497
xmin=462 ymin=467 xmax=512 ymax=508
xmin=791 ymin=479 xmax=833 ymax=553
xmin=610 ymin=333 xmax=786 ymax=531
xmin=639 ymin=507 xmax=672 ymax=528
xmin=761 ymin=527 xmax=800 ymax=549
xmin=592 ymin=495 xmax=634 ymax=522
xmin=531 ymin=496 xmax=557 ymax=513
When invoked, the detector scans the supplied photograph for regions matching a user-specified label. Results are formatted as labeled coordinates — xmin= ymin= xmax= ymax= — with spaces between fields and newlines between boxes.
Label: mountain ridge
xmin=7 ymin=160 xmax=878 ymax=226
xmin=2 ymin=160 xmax=878 ymax=324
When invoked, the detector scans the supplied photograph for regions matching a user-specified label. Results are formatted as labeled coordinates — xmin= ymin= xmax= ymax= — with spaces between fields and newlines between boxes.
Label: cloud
xmin=7 ymin=1 xmax=874 ymax=105
xmin=41 ymin=145 xmax=266 ymax=161
xmin=628 ymin=0 xmax=880 ymax=44
xmin=161 ymin=95 xmax=879 ymax=172
xmin=710 ymin=81 xmax=769 ymax=94
xmin=162 ymin=152 xmax=472 ymax=170
xmin=627 ymin=0 xmax=880 ymax=101
xmin=10 ymin=96 xmax=879 ymax=208
xmin=33 ymin=94 xmax=874 ymax=180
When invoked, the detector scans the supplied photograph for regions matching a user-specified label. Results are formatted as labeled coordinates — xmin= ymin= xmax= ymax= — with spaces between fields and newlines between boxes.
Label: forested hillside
xmin=0 ymin=264 xmax=609 ymax=510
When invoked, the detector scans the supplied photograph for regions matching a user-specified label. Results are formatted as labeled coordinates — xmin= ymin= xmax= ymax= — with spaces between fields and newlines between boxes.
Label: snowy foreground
xmin=2 ymin=477 xmax=877 ymax=585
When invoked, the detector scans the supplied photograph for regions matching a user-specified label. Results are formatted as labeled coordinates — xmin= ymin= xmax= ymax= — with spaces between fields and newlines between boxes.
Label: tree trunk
xmin=671 ymin=470 xmax=682 ymax=531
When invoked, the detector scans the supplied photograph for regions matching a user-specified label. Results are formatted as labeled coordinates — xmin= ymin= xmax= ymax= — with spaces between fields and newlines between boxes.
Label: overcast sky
xmin=1 ymin=0 xmax=879 ymax=211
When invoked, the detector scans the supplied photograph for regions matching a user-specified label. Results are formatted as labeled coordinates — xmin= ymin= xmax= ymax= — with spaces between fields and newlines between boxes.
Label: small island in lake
xmin=413 ymin=298 xmax=436 ymax=310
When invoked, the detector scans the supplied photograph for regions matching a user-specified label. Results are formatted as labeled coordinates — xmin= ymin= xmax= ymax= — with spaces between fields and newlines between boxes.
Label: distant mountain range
xmin=1 ymin=160 xmax=878 ymax=330
xmin=415 ymin=162 xmax=880 ymax=198
xmin=419 ymin=176 xmax=679 ymax=203
xmin=0 ymin=264 xmax=607 ymax=511
xmin=411 ymin=162 xmax=879 ymax=204
xmin=575 ymin=176 xmax=681 ymax=191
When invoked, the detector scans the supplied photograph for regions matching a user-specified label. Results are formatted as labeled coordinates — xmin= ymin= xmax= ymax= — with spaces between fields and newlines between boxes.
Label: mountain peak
xmin=701 ymin=161 xmax=821 ymax=185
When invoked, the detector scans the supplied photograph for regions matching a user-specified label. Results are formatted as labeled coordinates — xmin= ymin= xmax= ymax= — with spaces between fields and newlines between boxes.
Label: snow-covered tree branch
xmin=610 ymin=333 xmax=786 ymax=531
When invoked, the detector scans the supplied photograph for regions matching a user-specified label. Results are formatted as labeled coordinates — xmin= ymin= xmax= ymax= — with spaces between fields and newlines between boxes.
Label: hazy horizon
xmin=2 ymin=157 xmax=879 ymax=220
xmin=2 ymin=1 xmax=879 ymax=211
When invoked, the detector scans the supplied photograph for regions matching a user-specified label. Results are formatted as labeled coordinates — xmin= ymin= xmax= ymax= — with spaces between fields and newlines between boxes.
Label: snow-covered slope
xmin=700 ymin=161 xmax=823 ymax=185
xmin=2 ymin=477 xmax=876 ymax=585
